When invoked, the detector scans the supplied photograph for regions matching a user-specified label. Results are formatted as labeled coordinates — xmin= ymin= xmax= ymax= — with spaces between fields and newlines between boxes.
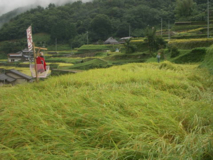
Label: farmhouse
xmin=0 ymin=69 xmax=33 ymax=86
xmin=121 ymin=36 xmax=132 ymax=40
xmin=104 ymin=37 xmax=119 ymax=44
xmin=8 ymin=48 xmax=33 ymax=62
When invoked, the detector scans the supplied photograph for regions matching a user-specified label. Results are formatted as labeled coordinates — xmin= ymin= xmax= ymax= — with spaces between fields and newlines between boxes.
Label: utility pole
xmin=168 ymin=20 xmax=170 ymax=41
xmin=129 ymin=25 xmax=131 ymax=37
xmin=4 ymin=69 xmax=5 ymax=84
xmin=161 ymin=18 xmax=163 ymax=37
xmin=87 ymin=31 xmax=88 ymax=44
xmin=55 ymin=38 xmax=57 ymax=52
xmin=207 ymin=0 xmax=210 ymax=38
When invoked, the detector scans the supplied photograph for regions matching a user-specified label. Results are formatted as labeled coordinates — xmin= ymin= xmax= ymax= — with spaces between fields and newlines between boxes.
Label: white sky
xmin=0 ymin=0 xmax=91 ymax=16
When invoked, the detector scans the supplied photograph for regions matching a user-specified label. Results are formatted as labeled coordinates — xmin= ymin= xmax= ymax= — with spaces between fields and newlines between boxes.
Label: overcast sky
xmin=0 ymin=0 xmax=91 ymax=16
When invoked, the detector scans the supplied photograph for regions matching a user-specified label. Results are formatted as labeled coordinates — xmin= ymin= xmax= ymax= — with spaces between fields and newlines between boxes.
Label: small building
xmin=0 ymin=69 xmax=33 ymax=86
xmin=120 ymin=36 xmax=132 ymax=40
xmin=7 ymin=52 xmax=23 ymax=62
xmin=8 ymin=49 xmax=33 ymax=62
xmin=104 ymin=37 xmax=119 ymax=44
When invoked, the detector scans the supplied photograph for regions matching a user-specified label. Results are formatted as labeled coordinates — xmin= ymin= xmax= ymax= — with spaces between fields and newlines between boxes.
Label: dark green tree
xmin=123 ymin=38 xmax=137 ymax=54
xmin=51 ymin=20 xmax=77 ymax=43
xmin=70 ymin=33 xmax=87 ymax=48
xmin=0 ymin=41 xmax=26 ymax=54
xmin=90 ymin=14 xmax=112 ymax=41
xmin=175 ymin=0 xmax=195 ymax=19
xmin=144 ymin=27 xmax=157 ymax=56
xmin=115 ymin=21 xmax=130 ymax=37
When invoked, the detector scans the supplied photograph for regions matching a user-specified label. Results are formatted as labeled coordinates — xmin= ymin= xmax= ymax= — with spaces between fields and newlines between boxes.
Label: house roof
xmin=8 ymin=53 xmax=22 ymax=57
xmin=104 ymin=37 xmax=119 ymax=44
xmin=121 ymin=36 xmax=132 ymax=40
xmin=7 ymin=69 xmax=32 ymax=80
xmin=0 ymin=74 xmax=15 ymax=82
xmin=22 ymin=48 xmax=33 ymax=53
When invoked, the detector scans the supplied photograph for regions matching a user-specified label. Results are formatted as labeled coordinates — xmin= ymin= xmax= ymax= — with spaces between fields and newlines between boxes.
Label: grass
xmin=78 ymin=45 xmax=118 ymax=50
xmin=172 ymin=25 xmax=210 ymax=31
xmin=47 ymin=62 xmax=74 ymax=68
xmin=46 ymin=57 xmax=82 ymax=63
xmin=0 ymin=62 xmax=213 ymax=159
xmin=200 ymin=45 xmax=213 ymax=74
xmin=168 ymin=38 xmax=213 ymax=49
xmin=68 ymin=58 xmax=112 ymax=70
xmin=47 ymin=44 xmax=72 ymax=51
xmin=0 ymin=59 xmax=7 ymax=62
xmin=172 ymin=48 xmax=207 ymax=64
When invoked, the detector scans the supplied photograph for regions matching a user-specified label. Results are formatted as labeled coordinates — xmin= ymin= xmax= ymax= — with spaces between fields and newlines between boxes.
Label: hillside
xmin=0 ymin=0 xmax=210 ymax=45
xmin=0 ymin=5 xmax=36 ymax=28
xmin=0 ymin=62 xmax=213 ymax=159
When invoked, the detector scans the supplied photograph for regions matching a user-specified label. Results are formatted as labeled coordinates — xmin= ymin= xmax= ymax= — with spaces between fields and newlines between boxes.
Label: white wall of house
xmin=8 ymin=58 xmax=22 ymax=62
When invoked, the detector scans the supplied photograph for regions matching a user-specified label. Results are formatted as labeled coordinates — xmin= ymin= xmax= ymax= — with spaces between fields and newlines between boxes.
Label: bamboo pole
xmin=34 ymin=47 xmax=47 ymax=50
xmin=33 ymin=43 xmax=39 ymax=82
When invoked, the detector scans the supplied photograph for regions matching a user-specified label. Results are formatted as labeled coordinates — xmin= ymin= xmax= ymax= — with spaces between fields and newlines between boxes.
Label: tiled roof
xmin=0 ymin=74 xmax=15 ymax=82
xmin=8 ymin=53 xmax=22 ymax=56
xmin=104 ymin=37 xmax=119 ymax=44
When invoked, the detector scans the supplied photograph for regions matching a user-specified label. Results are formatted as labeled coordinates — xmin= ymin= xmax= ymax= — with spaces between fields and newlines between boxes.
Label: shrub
xmin=168 ymin=45 xmax=180 ymax=58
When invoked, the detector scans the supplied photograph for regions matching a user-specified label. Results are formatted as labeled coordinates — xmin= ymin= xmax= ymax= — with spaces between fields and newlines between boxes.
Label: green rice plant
xmin=47 ymin=44 xmax=72 ymax=51
xmin=69 ymin=58 xmax=112 ymax=70
xmin=172 ymin=25 xmax=210 ymax=31
xmin=168 ymin=39 xmax=213 ymax=49
xmin=78 ymin=45 xmax=112 ymax=50
xmin=0 ymin=62 xmax=212 ymax=159
xmin=200 ymin=45 xmax=213 ymax=74
xmin=46 ymin=57 xmax=82 ymax=63
xmin=178 ymin=27 xmax=204 ymax=34
xmin=173 ymin=47 xmax=207 ymax=64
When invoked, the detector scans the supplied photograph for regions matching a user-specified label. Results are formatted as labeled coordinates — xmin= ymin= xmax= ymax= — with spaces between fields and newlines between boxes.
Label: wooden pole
xmin=33 ymin=43 xmax=39 ymax=82
xmin=34 ymin=47 xmax=47 ymax=50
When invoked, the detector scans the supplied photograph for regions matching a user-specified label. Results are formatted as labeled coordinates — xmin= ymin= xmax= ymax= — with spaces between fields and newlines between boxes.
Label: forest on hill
xmin=0 ymin=0 xmax=210 ymax=48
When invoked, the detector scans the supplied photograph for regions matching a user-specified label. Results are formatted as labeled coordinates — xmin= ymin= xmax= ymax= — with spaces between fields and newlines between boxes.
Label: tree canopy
xmin=0 ymin=0 xmax=210 ymax=46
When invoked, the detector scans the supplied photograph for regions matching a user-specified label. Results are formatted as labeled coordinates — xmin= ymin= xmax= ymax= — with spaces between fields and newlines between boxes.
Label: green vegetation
xmin=45 ymin=57 xmax=81 ymax=63
xmin=78 ymin=45 xmax=114 ymax=51
xmin=173 ymin=47 xmax=207 ymax=63
xmin=200 ymin=45 xmax=213 ymax=74
xmin=47 ymin=44 xmax=72 ymax=51
xmin=0 ymin=0 xmax=211 ymax=49
xmin=0 ymin=1 xmax=213 ymax=158
xmin=0 ymin=62 xmax=213 ymax=159
xmin=168 ymin=39 xmax=213 ymax=49
xmin=69 ymin=58 xmax=112 ymax=70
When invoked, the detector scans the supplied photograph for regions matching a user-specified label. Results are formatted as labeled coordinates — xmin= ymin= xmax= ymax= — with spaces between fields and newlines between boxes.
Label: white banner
xmin=26 ymin=26 xmax=33 ymax=51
